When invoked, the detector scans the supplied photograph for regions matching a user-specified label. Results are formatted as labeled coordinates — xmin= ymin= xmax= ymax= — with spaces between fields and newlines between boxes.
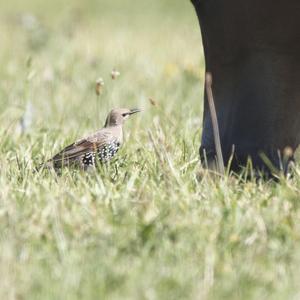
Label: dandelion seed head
xmin=111 ymin=69 xmax=120 ymax=80
xmin=95 ymin=77 xmax=104 ymax=95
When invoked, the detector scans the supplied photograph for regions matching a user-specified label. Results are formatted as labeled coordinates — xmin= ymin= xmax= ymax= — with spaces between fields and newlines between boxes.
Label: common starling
xmin=41 ymin=108 xmax=140 ymax=170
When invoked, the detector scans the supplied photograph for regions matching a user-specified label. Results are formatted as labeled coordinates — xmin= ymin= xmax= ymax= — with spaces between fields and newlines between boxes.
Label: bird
xmin=40 ymin=108 xmax=140 ymax=170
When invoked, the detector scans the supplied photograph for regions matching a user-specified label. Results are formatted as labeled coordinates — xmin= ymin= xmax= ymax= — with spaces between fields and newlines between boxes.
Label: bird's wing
xmin=50 ymin=129 xmax=117 ymax=164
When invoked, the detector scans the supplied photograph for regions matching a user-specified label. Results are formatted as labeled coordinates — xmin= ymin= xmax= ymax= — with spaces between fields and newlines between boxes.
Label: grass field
xmin=1 ymin=0 xmax=300 ymax=299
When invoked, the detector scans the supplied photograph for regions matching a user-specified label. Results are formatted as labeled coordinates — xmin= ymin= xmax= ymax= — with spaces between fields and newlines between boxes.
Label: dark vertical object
xmin=191 ymin=0 xmax=300 ymax=174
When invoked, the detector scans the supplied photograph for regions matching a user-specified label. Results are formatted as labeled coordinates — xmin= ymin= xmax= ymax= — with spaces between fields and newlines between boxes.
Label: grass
xmin=1 ymin=0 xmax=300 ymax=299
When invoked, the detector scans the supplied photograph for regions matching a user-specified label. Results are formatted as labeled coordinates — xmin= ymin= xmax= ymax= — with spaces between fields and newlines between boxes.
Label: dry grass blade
xmin=205 ymin=72 xmax=225 ymax=175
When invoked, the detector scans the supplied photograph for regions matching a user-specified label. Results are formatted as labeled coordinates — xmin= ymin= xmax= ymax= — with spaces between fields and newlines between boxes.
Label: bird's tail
xmin=34 ymin=160 xmax=54 ymax=172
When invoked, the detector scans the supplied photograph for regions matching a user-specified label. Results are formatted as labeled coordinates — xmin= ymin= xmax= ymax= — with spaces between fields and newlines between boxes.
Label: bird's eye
xmin=122 ymin=113 xmax=128 ymax=117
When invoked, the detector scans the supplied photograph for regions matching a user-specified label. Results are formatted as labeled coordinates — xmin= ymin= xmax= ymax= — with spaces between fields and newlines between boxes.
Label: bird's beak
xmin=129 ymin=108 xmax=141 ymax=115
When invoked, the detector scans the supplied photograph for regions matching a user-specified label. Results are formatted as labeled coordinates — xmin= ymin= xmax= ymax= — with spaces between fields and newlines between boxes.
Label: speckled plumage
xmin=81 ymin=140 xmax=121 ymax=167
xmin=41 ymin=108 xmax=140 ymax=170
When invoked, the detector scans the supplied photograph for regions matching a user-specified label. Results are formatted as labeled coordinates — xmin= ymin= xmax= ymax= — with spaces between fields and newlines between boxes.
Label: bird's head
xmin=104 ymin=108 xmax=140 ymax=127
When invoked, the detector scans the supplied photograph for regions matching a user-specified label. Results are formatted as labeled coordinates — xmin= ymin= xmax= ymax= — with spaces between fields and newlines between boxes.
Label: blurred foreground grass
xmin=1 ymin=1 xmax=300 ymax=299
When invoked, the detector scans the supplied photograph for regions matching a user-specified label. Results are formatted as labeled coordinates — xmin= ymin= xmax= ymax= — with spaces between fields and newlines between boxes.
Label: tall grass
xmin=0 ymin=1 xmax=300 ymax=299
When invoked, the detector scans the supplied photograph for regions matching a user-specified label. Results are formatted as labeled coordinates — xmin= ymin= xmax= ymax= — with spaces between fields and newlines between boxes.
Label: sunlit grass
xmin=1 ymin=1 xmax=300 ymax=299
